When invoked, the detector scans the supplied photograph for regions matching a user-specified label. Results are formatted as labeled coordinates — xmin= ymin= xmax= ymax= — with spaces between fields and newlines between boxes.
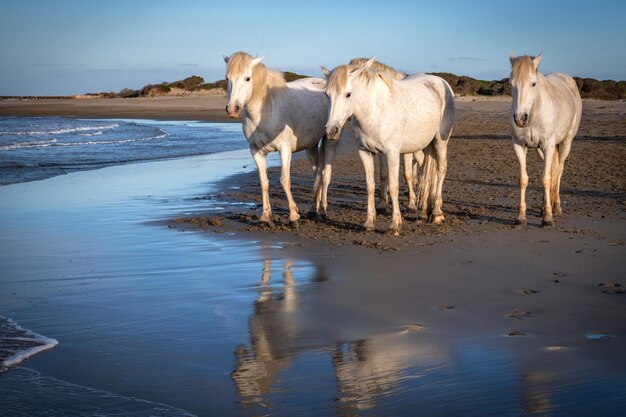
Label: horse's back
xmin=404 ymin=74 xmax=454 ymax=104
xmin=547 ymin=73 xmax=581 ymax=104
xmin=403 ymin=74 xmax=455 ymax=137
xmin=546 ymin=73 xmax=582 ymax=136
xmin=287 ymin=77 xmax=325 ymax=92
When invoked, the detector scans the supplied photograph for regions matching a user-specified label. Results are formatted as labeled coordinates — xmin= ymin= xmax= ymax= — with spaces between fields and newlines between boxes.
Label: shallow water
xmin=0 ymin=122 xmax=624 ymax=416
xmin=0 ymin=116 xmax=245 ymax=185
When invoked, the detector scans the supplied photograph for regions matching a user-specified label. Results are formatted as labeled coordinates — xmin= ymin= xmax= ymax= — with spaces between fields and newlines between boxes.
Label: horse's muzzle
xmin=326 ymin=125 xmax=341 ymax=141
xmin=226 ymin=104 xmax=241 ymax=119
xmin=514 ymin=113 xmax=528 ymax=128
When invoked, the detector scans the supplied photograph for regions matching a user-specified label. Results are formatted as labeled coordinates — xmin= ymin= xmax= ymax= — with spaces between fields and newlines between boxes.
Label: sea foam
xmin=0 ymin=315 xmax=59 ymax=372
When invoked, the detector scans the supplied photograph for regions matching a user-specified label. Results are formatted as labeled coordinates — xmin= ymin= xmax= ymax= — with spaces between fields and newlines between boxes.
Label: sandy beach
xmin=0 ymin=95 xmax=234 ymax=123
xmin=1 ymin=96 xmax=625 ymax=416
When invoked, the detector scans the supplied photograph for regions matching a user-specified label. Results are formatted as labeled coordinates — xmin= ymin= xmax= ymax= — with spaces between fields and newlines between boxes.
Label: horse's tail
xmin=550 ymin=144 xmax=561 ymax=207
xmin=417 ymin=142 xmax=438 ymax=219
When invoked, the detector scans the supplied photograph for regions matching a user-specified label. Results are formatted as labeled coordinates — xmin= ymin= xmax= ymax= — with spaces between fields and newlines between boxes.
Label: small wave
xmin=51 ymin=131 xmax=167 ymax=147
xmin=0 ymin=131 xmax=167 ymax=151
xmin=0 ymin=123 xmax=119 ymax=136
xmin=78 ymin=131 xmax=103 ymax=137
xmin=0 ymin=315 xmax=58 ymax=372
xmin=0 ymin=139 xmax=58 ymax=151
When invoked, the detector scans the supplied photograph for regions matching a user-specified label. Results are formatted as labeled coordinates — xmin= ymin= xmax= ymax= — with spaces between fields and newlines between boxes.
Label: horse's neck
xmin=353 ymin=83 xmax=390 ymax=129
xmin=244 ymin=89 xmax=272 ymax=125
xmin=532 ymin=73 xmax=554 ymax=117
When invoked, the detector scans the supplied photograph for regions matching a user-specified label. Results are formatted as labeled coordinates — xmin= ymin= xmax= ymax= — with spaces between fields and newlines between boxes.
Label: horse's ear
xmin=320 ymin=66 xmax=330 ymax=78
xmin=251 ymin=56 xmax=264 ymax=67
xmin=509 ymin=51 xmax=516 ymax=64
xmin=223 ymin=55 xmax=230 ymax=64
xmin=364 ymin=57 xmax=376 ymax=68
xmin=533 ymin=52 xmax=543 ymax=69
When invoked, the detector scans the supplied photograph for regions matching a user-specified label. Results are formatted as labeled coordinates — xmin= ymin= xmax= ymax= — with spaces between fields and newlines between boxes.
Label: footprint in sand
xmin=598 ymin=282 xmax=624 ymax=295
xmin=516 ymin=288 xmax=540 ymax=295
xmin=403 ymin=324 xmax=425 ymax=333
xmin=506 ymin=309 xmax=535 ymax=319
xmin=505 ymin=331 xmax=528 ymax=337
xmin=437 ymin=305 xmax=455 ymax=311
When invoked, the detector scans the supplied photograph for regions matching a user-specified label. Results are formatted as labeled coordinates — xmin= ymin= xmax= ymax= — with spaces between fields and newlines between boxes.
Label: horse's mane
xmin=511 ymin=55 xmax=537 ymax=81
xmin=326 ymin=64 xmax=396 ymax=96
xmin=349 ymin=58 xmax=406 ymax=80
xmin=226 ymin=51 xmax=287 ymax=106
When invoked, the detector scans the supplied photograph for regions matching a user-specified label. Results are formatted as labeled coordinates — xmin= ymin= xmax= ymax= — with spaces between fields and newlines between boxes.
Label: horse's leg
xmin=306 ymin=146 xmax=318 ymax=173
xmin=308 ymin=144 xmax=323 ymax=216
xmin=403 ymin=153 xmax=417 ymax=211
xmin=412 ymin=150 xmax=424 ymax=190
xmin=279 ymin=146 xmax=300 ymax=227
xmin=251 ymin=149 xmax=273 ymax=226
xmin=378 ymin=154 xmax=389 ymax=213
xmin=513 ymin=142 xmax=529 ymax=226
xmin=320 ymin=138 xmax=338 ymax=219
xmin=540 ymin=142 xmax=556 ymax=227
xmin=359 ymin=149 xmax=377 ymax=232
xmin=431 ymin=138 xmax=448 ymax=225
xmin=386 ymin=152 xmax=402 ymax=235
xmin=552 ymin=139 xmax=572 ymax=216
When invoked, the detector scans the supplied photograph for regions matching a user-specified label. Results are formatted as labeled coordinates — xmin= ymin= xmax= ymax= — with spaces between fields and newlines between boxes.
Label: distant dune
xmin=1 ymin=72 xmax=624 ymax=101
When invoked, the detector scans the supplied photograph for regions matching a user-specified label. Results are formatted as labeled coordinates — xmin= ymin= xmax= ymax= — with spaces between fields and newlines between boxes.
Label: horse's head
xmin=223 ymin=52 xmax=264 ymax=118
xmin=509 ymin=51 xmax=542 ymax=128
xmin=323 ymin=59 xmax=375 ymax=140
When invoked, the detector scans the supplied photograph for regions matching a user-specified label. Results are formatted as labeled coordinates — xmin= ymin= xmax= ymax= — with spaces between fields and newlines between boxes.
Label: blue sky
xmin=1 ymin=0 xmax=624 ymax=95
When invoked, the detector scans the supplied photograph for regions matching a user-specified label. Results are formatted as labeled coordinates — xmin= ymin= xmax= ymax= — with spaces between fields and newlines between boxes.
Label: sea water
xmin=0 ymin=116 xmax=246 ymax=185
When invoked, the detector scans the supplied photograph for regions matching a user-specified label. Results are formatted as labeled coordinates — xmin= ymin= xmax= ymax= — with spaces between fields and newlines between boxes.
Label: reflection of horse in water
xmin=332 ymin=330 xmax=446 ymax=412
xmin=231 ymin=258 xmax=446 ymax=412
xmin=231 ymin=259 xmax=301 ymax=404
xmin=231 ymin=257 xmax=556 ymax=414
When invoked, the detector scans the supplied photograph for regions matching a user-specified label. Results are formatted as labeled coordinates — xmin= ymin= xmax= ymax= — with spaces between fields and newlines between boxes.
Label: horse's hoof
xmin=386 ymin=228 xmax=400 ymax=237
xmin=363 ymin=224 xmax=375 ymax=233
xmin=289 ymin=220 xmax=300 ymax=230
xmin=260 ymin=220 xmax=274 ymax=228
xmin=541 ymin=219 xmax=554 ymax=228
xmin=514 ymin=218 xmax=527 ymax=227
xmin=407 ymin=203 xmax=418 ymax=211
xmin=432 ymin=214 xmax=445 ymax=225
xmin=554 ymin=208 xmax=563 ymax=217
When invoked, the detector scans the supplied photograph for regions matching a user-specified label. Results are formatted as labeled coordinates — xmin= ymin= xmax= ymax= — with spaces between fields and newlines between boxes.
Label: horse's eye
xmin=245 ymin=77 xmax=251 ymax=82
xmin=346 ymin=92 xmax=351 ymax=98
xmin=532 ymin=82 xmax=536 ymax=87
xmin=225 ymin=76 xmax=228 ymax=82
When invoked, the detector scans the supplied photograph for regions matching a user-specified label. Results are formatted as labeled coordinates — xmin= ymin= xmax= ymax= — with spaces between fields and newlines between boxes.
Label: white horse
xmin=509 ymin=52 xmax=582 ymax=227
xmin=344 ymin=58 xmax=424 ymax=212
xmin=224 ymin=51 xmax=338 ymax=226
xmin=324 ymin=59 xmax=455 ymax=235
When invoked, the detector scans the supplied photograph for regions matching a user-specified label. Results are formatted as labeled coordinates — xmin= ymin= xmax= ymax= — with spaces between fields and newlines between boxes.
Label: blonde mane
xmin=511 ymin=55 xmax=538 ymax=81
xmin=349 ymin=58 xmax=406 ymax=80
xmin=326 ymin=64 xmax=395 ymax=96
xmin=226 ymin=51 xmax=287 ymax=106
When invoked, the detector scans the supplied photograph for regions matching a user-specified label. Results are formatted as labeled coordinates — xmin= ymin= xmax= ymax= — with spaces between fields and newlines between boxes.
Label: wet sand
xmin=0 ymin=95 xmax=233 ymax=122
xmin=1 ymin=98 xmax=625 ymax=416
xmin=182 ymin=98 xmax=626 ymax=250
